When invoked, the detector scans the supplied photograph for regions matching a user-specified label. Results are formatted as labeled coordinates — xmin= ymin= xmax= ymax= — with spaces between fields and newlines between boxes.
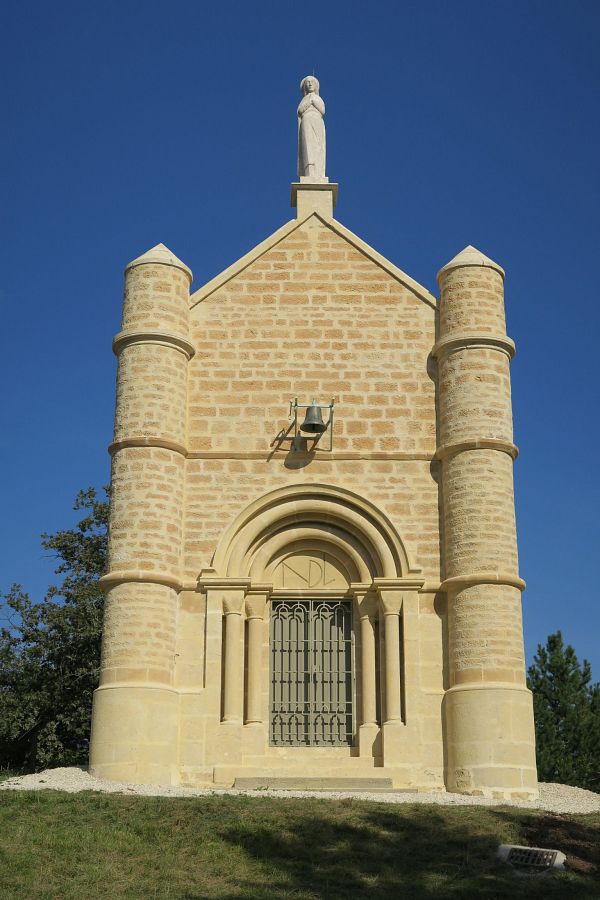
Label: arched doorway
xmin=199 ymin=484 xmax=424 ymax=774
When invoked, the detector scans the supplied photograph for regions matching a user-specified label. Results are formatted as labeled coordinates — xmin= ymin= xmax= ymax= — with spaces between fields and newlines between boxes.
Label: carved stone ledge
xmin=112 ymin=329 xmax=196 ymax=359
xmin=108 ymin=437 xmax=187 ymax=457
xmin=431 ymin=332 xmax=515 ymax=360
xmin=435 ymin=438 xmax=518 ymax=461
xmin=440 ymin=573 xmax=526 ymax=593
xmin=99 ymin=570 xmax=182 ymax=591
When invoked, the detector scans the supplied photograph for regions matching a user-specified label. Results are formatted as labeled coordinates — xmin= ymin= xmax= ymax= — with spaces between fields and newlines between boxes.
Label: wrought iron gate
xmin=270 ymin=598 xmax=353 ymax=746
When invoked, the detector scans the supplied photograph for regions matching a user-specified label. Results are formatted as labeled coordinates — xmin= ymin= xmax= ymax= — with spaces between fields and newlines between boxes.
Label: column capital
xmin=245 ymin=586 xmax=272 ymax=619
xmin=197 ymin=578 xmax=251 ymax=615
xmin=350 ymin=583 xmax=376 ymax=617
xmin=378 ymin=591 xmax=403 ymax=616
xmin=197 ymin=576 xmax=252 ymax=592
xmin=373 ymin=577 xmax=425 ymax=592
xmin=222 ymin=590 xmax=246 ymax=616
xmin=374 ymin=577 xmax=424 ymax=614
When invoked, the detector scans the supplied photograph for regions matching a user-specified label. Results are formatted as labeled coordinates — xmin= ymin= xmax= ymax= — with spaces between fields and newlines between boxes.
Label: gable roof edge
xmin=190 ymin=218 xmax=302 ymax=308
xmin=321 ymin=215 xmax=438 ymax=310
xmin=189 ymin=212 xmax=438 ymax=311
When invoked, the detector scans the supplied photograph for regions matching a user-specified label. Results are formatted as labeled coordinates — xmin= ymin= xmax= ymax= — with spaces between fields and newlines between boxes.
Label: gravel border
xmin=1 ymin=768 xmax=599 ymax=815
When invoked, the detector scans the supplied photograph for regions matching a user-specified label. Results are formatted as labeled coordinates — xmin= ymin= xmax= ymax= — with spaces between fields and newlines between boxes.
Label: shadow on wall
xmin=284 ymin=435 xmax=316 ymax=469
xmin=214 ymin=800 xmax=592 ymax=898
xmin=267 ymin=424 xmax=318 ymax=469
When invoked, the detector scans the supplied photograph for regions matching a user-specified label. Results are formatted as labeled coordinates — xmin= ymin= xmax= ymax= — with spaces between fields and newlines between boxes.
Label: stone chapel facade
xmin=89 ymin=105 xmax=538 ymax=798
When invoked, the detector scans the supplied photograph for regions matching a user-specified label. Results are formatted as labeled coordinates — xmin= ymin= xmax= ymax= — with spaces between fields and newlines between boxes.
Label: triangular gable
xmin=189 ymin=213 xmax=438 ymax=311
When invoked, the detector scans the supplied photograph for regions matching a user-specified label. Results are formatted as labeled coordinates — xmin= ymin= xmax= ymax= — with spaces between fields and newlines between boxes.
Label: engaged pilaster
xmin=222 ymin=590 xmax=246 ymax=723
xmin=374 ymin=579 xmax=423 ymax=771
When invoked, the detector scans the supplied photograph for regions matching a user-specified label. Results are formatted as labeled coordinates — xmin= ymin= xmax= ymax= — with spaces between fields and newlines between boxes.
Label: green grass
xmin=0 ymin=791 xmax=598 ymax=899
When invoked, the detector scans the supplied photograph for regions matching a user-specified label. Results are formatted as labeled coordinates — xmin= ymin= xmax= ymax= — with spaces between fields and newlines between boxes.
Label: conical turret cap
xmin=436 ymin=245 xmax=504 ymax=284
xmin=125 ymin=243 xmax=193 ymax=280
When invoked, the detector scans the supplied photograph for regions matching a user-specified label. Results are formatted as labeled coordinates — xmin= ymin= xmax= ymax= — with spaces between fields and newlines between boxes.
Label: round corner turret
xmin=436 ymin=245 xmax=504 ymax=285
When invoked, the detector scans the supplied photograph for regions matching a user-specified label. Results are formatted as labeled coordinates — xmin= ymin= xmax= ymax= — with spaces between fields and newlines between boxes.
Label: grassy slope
xmin=0 ymin=792 xmax=598 ymax=899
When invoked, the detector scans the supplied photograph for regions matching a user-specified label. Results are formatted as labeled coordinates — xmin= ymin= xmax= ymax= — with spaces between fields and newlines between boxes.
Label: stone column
xmin=222 ymin=590 xmax=246 ymax=723
xmin=375 ymin=585 xmax=404 ymax=769
xmin=89 ymin=244 xmax=193 ymax=787
xmin=245 ymin=589 xmax=270 ymax=725
xmin=354 ymin=588 xmax=379 ymax=757
xmin=379 ymin=589 xmax=403 ymax=723
xmin=435 ymin=245 xmax=538 ymax=800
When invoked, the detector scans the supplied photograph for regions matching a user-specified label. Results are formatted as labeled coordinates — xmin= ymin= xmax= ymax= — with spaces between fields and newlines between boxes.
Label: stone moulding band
xmin=435 ymin=439 xmax=518 ymax=461
xmin=108 ymin=437 xmax=187 ymax=457
xmin=105 ymin=446 xmax=435 ymax=461
xmin=98 ymin=570 xmax=443 ymax=596
xmin=440 ymin=573 xmax=526 ymax=592
xmin=186 ymin=451 xmax=435 ymax=461
xmin=112 ymin=329 xmax=196 ymax=359
xmin=431 ymin=332 xmax=516 ymax=360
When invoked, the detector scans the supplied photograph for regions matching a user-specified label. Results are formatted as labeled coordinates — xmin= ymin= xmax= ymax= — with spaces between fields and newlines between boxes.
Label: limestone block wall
xmin=187 ymin=217 xmax=436 ymax=456
xmin=172 ymin=214 xmax=448 ymax=788
xmin=185 ymin=216 xmax=439 ymax=576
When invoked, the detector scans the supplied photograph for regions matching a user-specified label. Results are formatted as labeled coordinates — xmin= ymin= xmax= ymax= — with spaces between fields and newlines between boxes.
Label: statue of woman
xmin=297 ymin=76 xmax=326 ymax=180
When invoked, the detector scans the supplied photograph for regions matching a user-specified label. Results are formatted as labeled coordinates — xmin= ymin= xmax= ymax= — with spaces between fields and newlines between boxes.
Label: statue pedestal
xmin=291 ymin=181 xmax=338 ymax=218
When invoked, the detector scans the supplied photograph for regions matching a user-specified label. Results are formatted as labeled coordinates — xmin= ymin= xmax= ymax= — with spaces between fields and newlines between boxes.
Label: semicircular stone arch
xmin=211 ymin=483 xmax=420 ymax=583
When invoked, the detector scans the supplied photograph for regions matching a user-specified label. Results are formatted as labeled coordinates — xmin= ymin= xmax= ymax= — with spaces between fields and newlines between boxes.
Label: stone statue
xmin=297 ymin=76 xmax=326 ymax=180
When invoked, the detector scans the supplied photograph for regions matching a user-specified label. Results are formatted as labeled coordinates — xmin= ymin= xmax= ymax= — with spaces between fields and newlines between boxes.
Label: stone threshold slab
xmin=234 ymin=777 xmax=394 ymax=792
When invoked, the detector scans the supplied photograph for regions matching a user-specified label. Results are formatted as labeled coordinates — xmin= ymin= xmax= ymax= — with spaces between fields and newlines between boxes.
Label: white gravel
xmin=1 ymin=767 xmax=599 ymax=815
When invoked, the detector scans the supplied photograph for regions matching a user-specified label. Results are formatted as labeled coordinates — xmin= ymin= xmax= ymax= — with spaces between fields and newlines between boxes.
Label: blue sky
xmin=2 ymin=0 xmax=599 ymax=675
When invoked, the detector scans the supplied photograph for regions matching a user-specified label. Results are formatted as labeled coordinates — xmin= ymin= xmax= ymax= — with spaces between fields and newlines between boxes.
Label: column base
xmin=89 ymin=684 xmax=178 ymax=786
xmin=242 ymin=721 xmax=267 ymax=756
xmin=216 ymin=720 xmax=243 ymax=765
xmin=358 ymin=723 xmax=381 ymax=758
xmin=381 ymin=720 xmax=419 ymax=767
xmin=445 ymin=683 xmax=538 ymax=800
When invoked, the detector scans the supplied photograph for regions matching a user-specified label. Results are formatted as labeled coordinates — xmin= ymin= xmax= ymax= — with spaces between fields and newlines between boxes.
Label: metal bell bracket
xmin=289 ymin=398 xmax=335 ymax=451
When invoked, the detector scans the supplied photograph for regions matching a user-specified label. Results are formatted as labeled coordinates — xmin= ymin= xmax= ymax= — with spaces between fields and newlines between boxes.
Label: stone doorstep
xmin=233 ymin=776 xmax=394 ymax=791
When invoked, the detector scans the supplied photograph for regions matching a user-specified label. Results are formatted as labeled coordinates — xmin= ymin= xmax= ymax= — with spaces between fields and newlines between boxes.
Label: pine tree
xmin=0 ymin=488 xmax=107 ymax=771
xmin=527 ymin=631 xmax=600 ymax=792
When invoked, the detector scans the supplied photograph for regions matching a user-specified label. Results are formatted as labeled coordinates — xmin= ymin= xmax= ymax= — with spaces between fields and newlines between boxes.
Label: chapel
xmin=89 ymin=76 xmax=538 ymax=798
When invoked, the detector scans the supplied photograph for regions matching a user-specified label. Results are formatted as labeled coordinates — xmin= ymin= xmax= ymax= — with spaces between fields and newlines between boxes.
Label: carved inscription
xmin=273 ymin=551 xmax=349 ymax=589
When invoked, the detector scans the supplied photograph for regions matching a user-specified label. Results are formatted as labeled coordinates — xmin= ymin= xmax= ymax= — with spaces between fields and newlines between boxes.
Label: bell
xmin=300 ymin=400 xmax=327 ymax=433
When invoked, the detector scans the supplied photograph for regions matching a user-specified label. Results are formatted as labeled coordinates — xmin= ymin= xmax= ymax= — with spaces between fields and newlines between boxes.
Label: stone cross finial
xmin=297 ymin=75 xmax=326 ymax=180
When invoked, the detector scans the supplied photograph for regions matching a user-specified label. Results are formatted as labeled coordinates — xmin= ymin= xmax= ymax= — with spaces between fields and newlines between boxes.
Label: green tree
xmin=527 ymin=631 xmax=600 ymax=792
xmin=0 ymin=488 xmax=108 ymax=771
